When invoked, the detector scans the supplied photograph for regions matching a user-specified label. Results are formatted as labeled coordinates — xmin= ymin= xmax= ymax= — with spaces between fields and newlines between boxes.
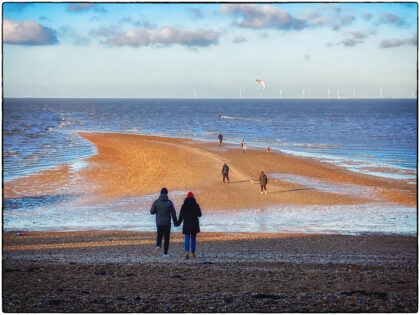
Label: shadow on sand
xmin=229 ymin=180 xmax=250 ymax=184
xmin=269 ymin=188 xmax=314 ymax=194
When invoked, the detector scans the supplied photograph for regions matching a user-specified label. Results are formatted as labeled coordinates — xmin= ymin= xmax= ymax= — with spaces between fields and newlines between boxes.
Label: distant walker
xmin=241 ymin=139 xmax=247 ymax=154
xmin=221 ymin=162 xmax=230 ymax=183
xmin=259 ymin=171 xmax=268 ymax=194
xmin=218 ymin=134 xmax=223 ymax=147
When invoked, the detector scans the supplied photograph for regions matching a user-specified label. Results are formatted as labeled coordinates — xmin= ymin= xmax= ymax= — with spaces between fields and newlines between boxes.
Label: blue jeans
xmin=184 ymin=233 xmax=197 ymax=253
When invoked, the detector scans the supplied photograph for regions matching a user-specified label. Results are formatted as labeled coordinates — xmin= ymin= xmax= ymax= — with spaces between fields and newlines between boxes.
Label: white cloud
xmin=3 ymin=18 xmax=58 ymax=45
xmin=104 ymin=27 xmax=219 ymax=47
xmin=221 ymin=4 xmax=307 ymax=30
xmin=379 ymin=13 xmax=406 ymax=26
xmin=304 ymin=4 xmax=356 ymax=31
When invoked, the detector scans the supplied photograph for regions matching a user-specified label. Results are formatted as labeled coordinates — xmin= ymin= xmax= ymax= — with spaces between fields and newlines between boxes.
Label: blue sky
xmin=3 ymin=2 xmax=418 ymax=98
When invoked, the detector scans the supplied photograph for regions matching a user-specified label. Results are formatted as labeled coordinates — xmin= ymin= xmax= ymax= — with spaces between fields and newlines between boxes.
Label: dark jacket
xmin=259 ymin=174 xmax=268 ymax=185
xmin=178 ymin=197 xmax=202 ymax=234
xmin=150 ymin=193 xmax=177 ymax=226
xmin=222 ymin=164 xmax=229 ymax=174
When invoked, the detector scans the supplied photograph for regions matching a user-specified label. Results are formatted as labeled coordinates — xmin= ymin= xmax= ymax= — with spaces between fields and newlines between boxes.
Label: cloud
xmin=350 ymin=31 xmax=367 ymax=40
xmin=3 ymin=18 xmax=58 ymax=45
xmin=188 ymin=8 xmax=204 ymax=19
xmin=362 ymin=13 xmax=373 ymax=21
xmin=340 ymin=39 xmax=358 ymax=47
xmin=104 ymin=27 xmax=220 ymax=47
xmin=233 ymin=36 xmax=246 ymax=44
xmin=304 ymin=54 xmax=310 ymax=60
xmin=89 ymin=26 xmax=121 ymax=37
xmin=379 ymin=13 xmax=406 ymax=26
xmin=303 ymin=4 xmax=355 ymax=31
xmin=340 ymin=15 xmax=355 ymax=26
xmin=67 ymin=3 xmax=94 ymax=12
xmin=379 ymin=36 xmax=417 ymax=48
xmin=337 ymin=31 xmax=370 ymax=47
xmin=221 ymin=4 xmax=307 ymax=30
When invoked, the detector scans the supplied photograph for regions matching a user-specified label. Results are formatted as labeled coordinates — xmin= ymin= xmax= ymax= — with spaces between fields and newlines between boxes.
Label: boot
xmin=185 ymin=251 xmax=190 ymax=259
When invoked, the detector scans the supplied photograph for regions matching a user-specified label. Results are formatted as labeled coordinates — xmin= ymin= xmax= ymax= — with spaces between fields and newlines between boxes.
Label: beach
xmin=3 ymin=231 xmax=417 ymax=312
xmin=4 ymin=132 xmax=416 ymax=209
xmin=3 ymin=132 xmax=418 ymax=312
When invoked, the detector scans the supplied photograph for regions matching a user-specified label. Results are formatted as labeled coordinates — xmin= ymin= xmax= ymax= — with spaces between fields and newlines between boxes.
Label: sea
xmin=3 ymin=98 xmax=418 ymax=235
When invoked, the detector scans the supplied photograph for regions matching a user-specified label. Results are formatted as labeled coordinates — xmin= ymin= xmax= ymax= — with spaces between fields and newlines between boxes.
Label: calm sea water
xmin=3 ymin=98 xmax=417 ymax=234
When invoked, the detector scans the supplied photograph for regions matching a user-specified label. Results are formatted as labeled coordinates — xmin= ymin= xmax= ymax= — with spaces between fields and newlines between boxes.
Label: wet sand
xmin=2 ymin=231 xmax=417 ymax=312
xmin=4 ymin=132 xmax=416 ymax=210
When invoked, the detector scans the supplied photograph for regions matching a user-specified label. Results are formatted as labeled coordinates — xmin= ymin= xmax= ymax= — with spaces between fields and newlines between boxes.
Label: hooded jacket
xmin=150 ymin=193 xmax=177 ymax=226
xmin=178 ymin=197 xmax=202 ymax=234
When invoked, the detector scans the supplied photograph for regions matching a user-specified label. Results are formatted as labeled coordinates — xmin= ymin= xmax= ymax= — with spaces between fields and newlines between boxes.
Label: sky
xmin=3 ymin=2 xmax=418 ymax=98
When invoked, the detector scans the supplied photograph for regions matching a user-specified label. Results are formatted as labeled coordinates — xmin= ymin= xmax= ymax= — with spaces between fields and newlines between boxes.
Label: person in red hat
xmin=178 ymin=192 xmax=202 ymax=259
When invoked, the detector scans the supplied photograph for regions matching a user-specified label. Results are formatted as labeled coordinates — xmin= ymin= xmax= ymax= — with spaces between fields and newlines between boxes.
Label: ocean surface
xmin=3 ymin=98 xmax=417 ymax=234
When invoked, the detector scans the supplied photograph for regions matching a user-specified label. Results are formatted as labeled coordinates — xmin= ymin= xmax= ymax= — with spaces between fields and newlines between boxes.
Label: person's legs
xmin=263 ymin=184 xmax=267 ymax=193
xmin=156 ymin=225 xmax=164 ymax=248
xmin=226 ymin=174 xmax=230 ymax=183
xmin=260 ymin=185 xmax=264 ymax=193
xmin=184 ymin=234 xmax=190 ymax=252
xmin=163 ymin=225 xmax=171 ymax=254
xmin=223 ymin=174 xmax=226 ymax=183
xmin=191 ymin=233 xmax=197 ymax=253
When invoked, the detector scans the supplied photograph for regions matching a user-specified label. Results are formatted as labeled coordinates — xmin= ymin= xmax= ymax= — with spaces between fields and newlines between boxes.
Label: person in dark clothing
xmin=221 ymin=162 xmax=230 ymax=183
xmin=259 ymin=171 xmax=268 ymax=194
xmin=150 ymin=187 xmax=178 ymax=257
xmin=218 ymin=134 xmax=223 ymax=147
xmin=178 ymin=192 xmax=202 ymax=259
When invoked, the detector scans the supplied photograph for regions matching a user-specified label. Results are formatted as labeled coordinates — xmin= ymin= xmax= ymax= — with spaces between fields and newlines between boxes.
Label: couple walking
xmin=150 ymin=188 xmax=202 ymax=259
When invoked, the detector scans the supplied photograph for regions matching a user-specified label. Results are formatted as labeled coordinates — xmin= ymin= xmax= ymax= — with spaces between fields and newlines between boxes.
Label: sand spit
xmin=3 ymin=231 xmax=417 ymax=312
xmin=4 ymin=132 xmax=416 ymax=210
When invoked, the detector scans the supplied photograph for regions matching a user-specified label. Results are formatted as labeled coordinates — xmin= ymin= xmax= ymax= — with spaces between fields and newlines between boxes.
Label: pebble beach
xmin=3 ymin=231 xmax=417 ymax=312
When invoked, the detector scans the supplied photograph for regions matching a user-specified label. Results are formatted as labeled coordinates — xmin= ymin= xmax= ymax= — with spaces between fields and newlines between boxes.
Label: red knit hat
xmin=187 ymin=192 xmax=194 ymax=198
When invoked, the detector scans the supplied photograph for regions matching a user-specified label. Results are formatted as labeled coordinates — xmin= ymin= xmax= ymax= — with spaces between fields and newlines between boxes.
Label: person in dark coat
xmin=259 ymin=171 xmax=268 ymax=194
xmin=221 ymin=162 xmax=230 ymax=183
xmin=150 ymin=187 xmax=178 ymax=257
xmin=178 ymin=192 xmax=202 ymax=259
xmin=218 ymin=134 xmax=223 ymax=147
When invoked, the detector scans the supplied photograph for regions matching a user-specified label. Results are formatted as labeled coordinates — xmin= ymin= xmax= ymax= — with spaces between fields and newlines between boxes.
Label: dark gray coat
xmin=178 ymin=197 xmax=202 ymax=234
xmin=259 ymin=173 xmax=268 ymax=185
xmin=150 ymin=194 xmax=177 ymax=226
xmin=222 ymin=164 xmax=229 ymax=174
